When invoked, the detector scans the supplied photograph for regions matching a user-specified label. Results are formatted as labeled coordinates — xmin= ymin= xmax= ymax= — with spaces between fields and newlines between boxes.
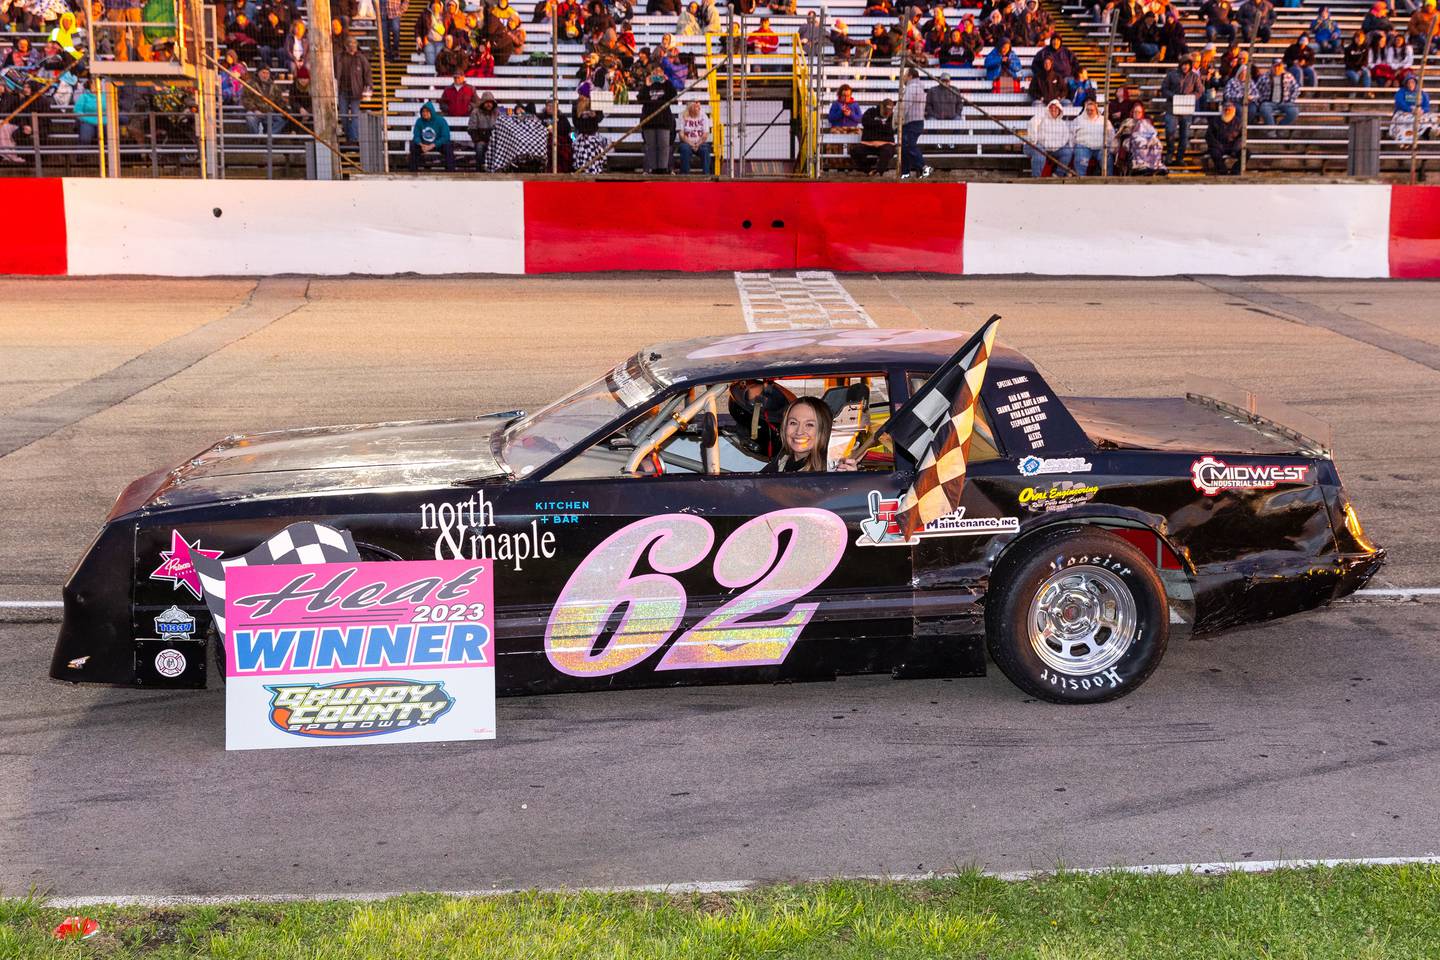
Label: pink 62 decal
xmin=544 ymin=509 xmax=847 ymax=678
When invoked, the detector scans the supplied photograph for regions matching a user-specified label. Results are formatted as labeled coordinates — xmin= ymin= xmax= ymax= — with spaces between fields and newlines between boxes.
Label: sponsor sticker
xmin=420 ymin=492 xmax=558 ymax=572
xmin=1019 ymin=455 xmax=1093 ymax=477
xmin=149 ymin=530 xmax=223 ymax=600
xmin=856 ymin=490 xmax=1018 ymax=547
xmin=1190 ymin=456 xmax=1309 ymax=497
xmin=154 ymin=648 xmax=188 ymax=679
xmin=154 ymin=605 xmax=196 ymax=638
xmin=224 ymin=559 xmax=496 ymax=751
xmin=1019 ymin=481 xmax=1100 ymax=513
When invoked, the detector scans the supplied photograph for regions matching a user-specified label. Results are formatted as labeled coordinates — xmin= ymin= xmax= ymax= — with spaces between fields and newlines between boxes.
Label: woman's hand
xmin=834 ymin=457 xmax=858 ymax=472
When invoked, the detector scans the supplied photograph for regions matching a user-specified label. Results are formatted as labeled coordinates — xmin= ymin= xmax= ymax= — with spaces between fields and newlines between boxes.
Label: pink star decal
xmin=149 ymin=530 xmax=223 ymax=600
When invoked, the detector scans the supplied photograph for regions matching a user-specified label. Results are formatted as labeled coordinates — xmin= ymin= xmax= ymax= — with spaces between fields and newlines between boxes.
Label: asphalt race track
xmin=2 ymin=274 xmax=1438 ymax=898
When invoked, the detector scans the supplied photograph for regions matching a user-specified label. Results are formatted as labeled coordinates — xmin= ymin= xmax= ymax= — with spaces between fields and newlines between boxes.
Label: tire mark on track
xmin=0 ymin=277 xmax=310 ymax=460
xmin=1193 ymin=276 xmax=1440 ymax=374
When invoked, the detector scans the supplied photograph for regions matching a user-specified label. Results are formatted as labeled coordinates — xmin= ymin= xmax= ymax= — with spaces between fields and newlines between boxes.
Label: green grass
xmin=3 ymin=864 xmax=1437 ymax=959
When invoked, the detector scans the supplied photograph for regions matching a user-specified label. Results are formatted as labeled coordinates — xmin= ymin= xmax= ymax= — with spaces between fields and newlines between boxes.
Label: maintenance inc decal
xmin=223 ymin=559 xmax=495 ymax=751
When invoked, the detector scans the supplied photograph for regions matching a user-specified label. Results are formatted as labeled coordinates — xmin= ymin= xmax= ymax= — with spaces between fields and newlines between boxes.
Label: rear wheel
xmin=988 ymin=529 xmax=1168 ymax=704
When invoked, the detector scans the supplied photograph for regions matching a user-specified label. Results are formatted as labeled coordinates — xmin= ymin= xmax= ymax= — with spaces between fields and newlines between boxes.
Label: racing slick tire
xmin=988 ymin=528 xmax=1168 ymax=704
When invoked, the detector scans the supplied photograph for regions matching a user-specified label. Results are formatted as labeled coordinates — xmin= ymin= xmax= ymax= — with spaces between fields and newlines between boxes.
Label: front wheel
xmin=988 ymin=529 xmax=1169 ymax=704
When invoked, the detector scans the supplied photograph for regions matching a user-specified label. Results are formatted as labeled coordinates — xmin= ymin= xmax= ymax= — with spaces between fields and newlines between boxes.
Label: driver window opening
xmin=548 ymin=374 xmax=896 ymax=481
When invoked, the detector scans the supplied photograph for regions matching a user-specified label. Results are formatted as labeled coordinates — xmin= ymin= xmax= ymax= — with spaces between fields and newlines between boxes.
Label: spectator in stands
xmin=1032 ymin=33 xmax=1076 ymax=83
xmin=1118 ymin=103 xmax=1165 ymax=173
xmin=3 ymin=38 xmax=35 ymax=69
xmin=1070 ymin=97 xmax=1114 ymax=174
xmin=419 ymin=0 xmax=446 ymax=63
xmin=285 ymin=20 xmax=309 ymax=74
xmin=947 ymin=20 xmax=982 ymax=64
xmin=921 ymin=8 xmax=948 ymax=53
xmin=980 ymin=9 xmax=1007 ymax=45
xmin=335 ymin=35 xmax=371 ymax=142
xmin=254 ymin=11 xmax=285 ymax=68
xmin=71 ymin=77 xmax=98 ymax=146
xmin=104 ymin=0 xmax=148 ymax=62
xmin=1390 ymin=74 xmax=1436 ymax=139
xmin=243 ymin=65 xmax=285 ymax=135
xmin=898 ymin=67 xmax=932 ymax=178
xmin=677 ymin=100 xmax=712 ymax=173
xmin=675 ymin=2 xmax=700 ymax=35
xmin=637 ymin=64 xmax=676 ymax=173
xmin=1362 ymin=2 xmax=1392 ymax=43
xmin=985 ymin=38 xmax=1022 ymax=93
xmin=1408 ymin=0 xmax=1438 ymax=48
xmin=1239 ymin=0 xmax=1274 ymax=43
xmin=1255 ymin=60 xmax=1299 ymax=130
xmin=435 ymin=33 xmax=466 ymax=74
xmin=828 ymin=84 xmax=864 ymax=131
xmin=1344 ymin=29 xmax=1373 ymax=89
xmin=1069 ymin=67 xmax=1098 ymax=108
xmin=380 ymin=0 xmax=407 ymax=61
xmin=648 ymin=0 xmax=679 ymax=14
xmin=1380 ymin=33 xmax=1415 ymax=85
xmin=1024 ymin=98 xmax=1072 ymax=175
xmin=1130 ymin=10 xmax=1161 ymax=61
xmin=440 ymin=71 xmax=475 ymax=116
xmin=572 ymin=109 xmax=609 ymax=172
xmin=1158 ymin=7 xmax=1189 ymax=62
xmin=864 ymin=0 xmax=894 ymax=16
xmin=409 ymin=100 xmax=456 ymax=170
xmin=286 ymin=67 xmax=313 ymax=129
xmin=466 ymin=90 xmax=498 ymax=168
xmin=49 ymin=12 xmax=79 ymax=56
xmin=467 ymin=38 xmax=495 ymax=75
xmin=830 ymin=20 xmax=872 ymax=64
xmin=225 ymin=15 xmax=259 ymax=63
xmin=1220 ymin=40 xmax=1245 ymax=79
xmin=1197 ymin=43 xmax=1219 ymax=74
xmin=1311 ymin=7 xmax=1342 ymax=53
xmin=748 ymin=16 xmax=779 ymax=54
xmin=1205 ymin=99 xmax=1243 ymax=173
xmin=769 ymin=0 xmax=797 ymax=17
xmin=1200 ymin=61 xmax=1226 ymax=108
xmin=851 ymin=98 xmax=896 ymax=174
xmin=217 ymin=48 xmax=247 ymax=104
xmin=1109 ymin=82 xmax=1143 ymax=126
xmin=1160 ymin=55 xmax=1202 ymax=165
xmin=1029 ymin=53 xmax=1067 ymax=104
xmin=1225 ymin=63 xmax=1258 ymax=119
xmin=871 ymin=22 xmax=901 ymax=61
xmin=1284 ymin=34 xmax=1317 ymax=88
xmin=927 ymin=72 xmax=964 ymax=120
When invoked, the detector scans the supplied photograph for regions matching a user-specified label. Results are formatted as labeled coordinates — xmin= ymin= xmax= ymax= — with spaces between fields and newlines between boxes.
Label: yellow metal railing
xmin=703 ymin=29 xmax=805 ymax=176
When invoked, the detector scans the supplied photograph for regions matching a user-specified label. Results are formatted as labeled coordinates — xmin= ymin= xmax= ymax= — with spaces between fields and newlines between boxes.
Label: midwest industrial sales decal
xmin=223 ymin=560 xmax=495 ymax=751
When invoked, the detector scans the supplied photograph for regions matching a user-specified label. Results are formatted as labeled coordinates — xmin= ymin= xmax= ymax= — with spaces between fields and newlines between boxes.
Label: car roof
xmin=644 ymin=329 xmax=1036 ymax=386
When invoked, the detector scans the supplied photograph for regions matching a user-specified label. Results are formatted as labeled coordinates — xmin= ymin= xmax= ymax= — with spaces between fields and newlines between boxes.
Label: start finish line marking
xmin=735 ymin=271 xmax=876 ymax=332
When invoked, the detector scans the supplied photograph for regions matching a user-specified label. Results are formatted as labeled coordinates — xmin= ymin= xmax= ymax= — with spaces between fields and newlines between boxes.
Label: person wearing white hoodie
xmin=1023 ymin=98 xmax=1073 ymax=177
xmin=1070 ymin=98 xmax=1115 ymax=175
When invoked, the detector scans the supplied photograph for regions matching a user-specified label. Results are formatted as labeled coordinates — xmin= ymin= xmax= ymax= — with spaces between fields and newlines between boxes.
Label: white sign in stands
xmin=223 ymin=559 xmax=496 ymax=751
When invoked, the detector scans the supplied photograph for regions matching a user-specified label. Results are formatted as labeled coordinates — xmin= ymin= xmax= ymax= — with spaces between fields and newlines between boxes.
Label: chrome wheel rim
xmin=1027 ymin=564 xmax=1138 ymax=676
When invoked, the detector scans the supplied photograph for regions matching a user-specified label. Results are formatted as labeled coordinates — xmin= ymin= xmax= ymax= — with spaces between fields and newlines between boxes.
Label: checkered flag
xmin=884 ymin=315 xmax=1000 ymax=540
xmin=193 ymin=522 xmax=361 ymax=640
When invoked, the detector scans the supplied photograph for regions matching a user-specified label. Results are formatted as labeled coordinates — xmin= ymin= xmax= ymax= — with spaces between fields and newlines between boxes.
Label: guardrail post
xmin=1348 ymin=115 xmax=1379 ymax=177
xmin=30 ymin=110 xmax=41 ymax=176
xmin=359 ymin=110 xmax=386 ymax=172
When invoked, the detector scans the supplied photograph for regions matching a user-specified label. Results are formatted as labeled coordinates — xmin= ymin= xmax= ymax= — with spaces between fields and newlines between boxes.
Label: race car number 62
xmin=544 ymin=509 xmax=847 ymax=677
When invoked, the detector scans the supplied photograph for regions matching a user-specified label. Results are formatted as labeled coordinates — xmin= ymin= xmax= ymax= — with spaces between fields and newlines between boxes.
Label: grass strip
xmin=2 ymin=863 xmax=1436 ymax=959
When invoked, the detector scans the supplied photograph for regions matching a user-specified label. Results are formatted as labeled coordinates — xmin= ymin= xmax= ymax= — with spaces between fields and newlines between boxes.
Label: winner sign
xmin=224 ymin=560 xmax=495 ymax=751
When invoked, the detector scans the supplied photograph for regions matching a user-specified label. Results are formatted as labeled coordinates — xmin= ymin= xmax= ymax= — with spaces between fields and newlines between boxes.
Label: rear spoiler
xmin=1184 ymin=377 xmax=1334 ymax=459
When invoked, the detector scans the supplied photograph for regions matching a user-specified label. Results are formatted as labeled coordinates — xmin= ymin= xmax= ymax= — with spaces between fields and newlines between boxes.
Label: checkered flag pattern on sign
xmin=193 ymin=522 xmax=361 ymax=640
xmin=886 ymin=315 xmax=1001 ymax=540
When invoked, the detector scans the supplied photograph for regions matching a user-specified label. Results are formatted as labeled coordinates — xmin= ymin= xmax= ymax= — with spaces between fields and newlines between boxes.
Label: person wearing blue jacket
xmin=985 ymin=39 xmax=1022 ymax=92
xmin=409 ymin=101 xmax=456 ymax=171
xmin=71 ymin=79 xmax=100 ymax=147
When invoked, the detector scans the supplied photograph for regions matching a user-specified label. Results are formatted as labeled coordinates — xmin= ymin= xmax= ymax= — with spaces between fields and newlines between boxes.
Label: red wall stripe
xmin=0 ymin=178 xmax=67 ymax=275
xmin=523 ymin=182 xmax=965 ymax=274
xmin=1389 ymin=185 xmax=1440 ymax=279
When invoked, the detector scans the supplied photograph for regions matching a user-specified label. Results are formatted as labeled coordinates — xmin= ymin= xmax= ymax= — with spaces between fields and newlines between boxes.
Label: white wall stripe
xmin=42 ymin=855 xmax=1440 ymax=908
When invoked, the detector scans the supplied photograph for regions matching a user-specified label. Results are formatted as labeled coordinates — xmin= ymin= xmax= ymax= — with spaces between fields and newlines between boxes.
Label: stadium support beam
xmin=308 ymin=0 xmax=341 ymax=177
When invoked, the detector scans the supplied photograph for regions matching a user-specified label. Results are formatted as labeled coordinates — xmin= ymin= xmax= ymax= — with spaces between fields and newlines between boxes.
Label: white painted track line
xmin=41 ymin=855 xmax=1440 ymax=908
xmin=735 ymin=271 xmax=876 ymax=332
xmin=0 ymin=600 xmax=62 ymax=608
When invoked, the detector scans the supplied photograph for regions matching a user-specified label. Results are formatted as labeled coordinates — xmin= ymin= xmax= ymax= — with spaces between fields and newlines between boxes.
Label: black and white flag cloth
xmin=193 ymin=522 xmax=361 ymax=641
xmin=883 ymin=314 xmax=1001 ymax=539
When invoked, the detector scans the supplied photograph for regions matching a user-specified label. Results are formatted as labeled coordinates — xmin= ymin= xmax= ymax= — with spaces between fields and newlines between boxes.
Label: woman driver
xmin=760 ymin=397 xmax=858 ymax=473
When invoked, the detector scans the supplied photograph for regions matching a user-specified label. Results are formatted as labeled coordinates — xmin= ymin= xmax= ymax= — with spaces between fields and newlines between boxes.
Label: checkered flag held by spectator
xmin=193 ymin=522 xmax=362 ymax=640
xmin=885 ymin=315 xmax=1001 ymax=540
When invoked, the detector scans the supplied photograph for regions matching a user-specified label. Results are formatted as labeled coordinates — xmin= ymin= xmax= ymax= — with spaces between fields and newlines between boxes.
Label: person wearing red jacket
xmin=439 ymin=73 xmax=476 ymax=116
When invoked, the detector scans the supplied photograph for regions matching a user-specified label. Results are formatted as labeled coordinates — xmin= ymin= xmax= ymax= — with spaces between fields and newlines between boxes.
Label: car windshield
xmin=502 ymin=353 xmax=663 ymax=477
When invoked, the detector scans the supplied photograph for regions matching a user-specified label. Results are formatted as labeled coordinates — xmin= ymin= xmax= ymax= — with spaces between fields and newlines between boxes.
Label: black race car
xmin=51 ymin=328 xmax=1383 ymax=704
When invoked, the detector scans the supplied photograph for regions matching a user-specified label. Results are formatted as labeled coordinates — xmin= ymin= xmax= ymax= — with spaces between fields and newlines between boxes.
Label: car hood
xmin=142 ymin=414 xmax=517 ymax=511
